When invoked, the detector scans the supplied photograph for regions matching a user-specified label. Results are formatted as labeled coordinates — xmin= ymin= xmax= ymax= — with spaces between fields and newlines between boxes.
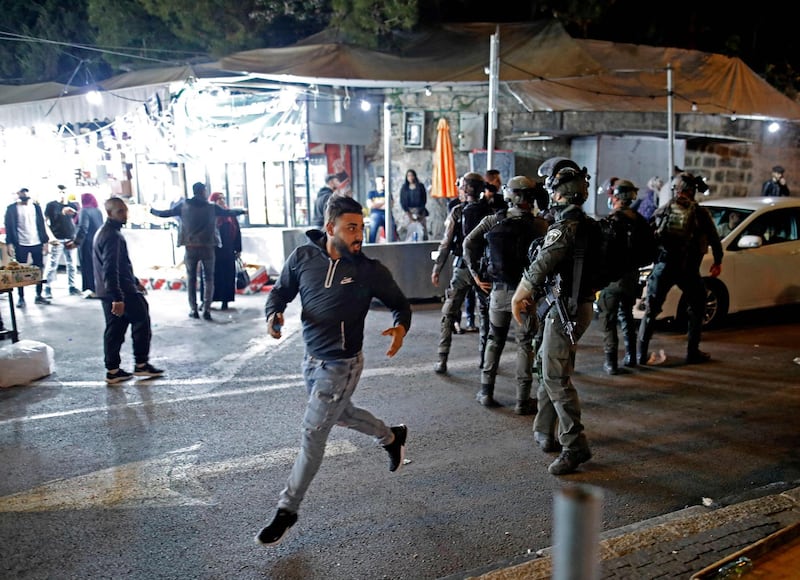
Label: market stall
xmin=0 ymin=263 xmax=42 ymax=343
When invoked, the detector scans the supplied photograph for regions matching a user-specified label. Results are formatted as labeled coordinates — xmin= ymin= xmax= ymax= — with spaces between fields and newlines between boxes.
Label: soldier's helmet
xmin=671 ymin=172 xmax=707 ymax=199
xmin=538 ymin=157 xmax=589 ymax=206
xmin=612 ymin=179 xmax=639 ymax=203
xmin=504 ymin=175 xmax=536 ymax=206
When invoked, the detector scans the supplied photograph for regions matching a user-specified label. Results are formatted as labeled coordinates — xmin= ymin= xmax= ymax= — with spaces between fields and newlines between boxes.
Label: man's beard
xmin=332 ymin=236 xmax=361 ymax=261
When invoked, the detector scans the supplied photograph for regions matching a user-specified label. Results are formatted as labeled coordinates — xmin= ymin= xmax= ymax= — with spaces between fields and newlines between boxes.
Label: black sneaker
xmin=106 ymin=369 xmax=134 ymax=384
xmin=34 ymin=295 xmax=51 ymax=305
xmin=202 ymin=311 xmax=212 ymax=321
xmin=189 ymin=310 xmax=199 ymax=319
xmin=255 ymin=508 xmax=298 ymax=546
xmin=16 ymin=297 xmax=25 ymax=308
xmin=548 ymin=447 xmax=592 ymax=475
xmin=686 ymin=350 xmax=711 ymax=364
xmin=69 ymin=287 xmax=82 ymax=296
xmin=134 ymin=363 xmax=164 ymax=378
xmin=383 ymin=425 xmax=407 ymax=472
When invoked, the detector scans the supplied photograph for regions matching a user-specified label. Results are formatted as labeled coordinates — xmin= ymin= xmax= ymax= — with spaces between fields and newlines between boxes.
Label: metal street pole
xmin=383 ymin=100 xmax=394 ymax=242
xmin=487 ymin=27 xmax=500 ymax=171
xmin=667 ymin=63 xmax=674 ymax=182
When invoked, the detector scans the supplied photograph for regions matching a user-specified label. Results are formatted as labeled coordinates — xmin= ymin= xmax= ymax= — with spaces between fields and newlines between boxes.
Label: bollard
xmin=552 ymin=484 xmax=603 ymax=580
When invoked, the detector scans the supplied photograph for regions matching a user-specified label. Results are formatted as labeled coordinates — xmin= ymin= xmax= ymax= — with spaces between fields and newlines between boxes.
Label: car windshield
xmin=706 ymin=206 xmax=754 ymax=238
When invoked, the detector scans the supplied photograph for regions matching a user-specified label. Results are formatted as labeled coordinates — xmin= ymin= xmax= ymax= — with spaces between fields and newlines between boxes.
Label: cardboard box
xmin=0 ymin=265 xmax=42 ymax=290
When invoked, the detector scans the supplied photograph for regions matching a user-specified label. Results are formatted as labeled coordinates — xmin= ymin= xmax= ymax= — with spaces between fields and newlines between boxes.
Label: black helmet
xmin=612 ymin=179 xmax=639 ymax=203
xmin=538 ymin=157 xmax=589 ymax=206
xmin=671 ymin=172 xmax=707 ymax=199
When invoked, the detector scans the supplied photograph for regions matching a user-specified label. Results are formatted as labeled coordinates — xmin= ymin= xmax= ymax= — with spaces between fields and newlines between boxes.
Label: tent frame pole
xmin=383 ymin=100 xmax=394 ymax=242
xmin=487 ymin=27 xmax=500 ymax=171
xmin=667 ymin=64 xmax=674 ymax=181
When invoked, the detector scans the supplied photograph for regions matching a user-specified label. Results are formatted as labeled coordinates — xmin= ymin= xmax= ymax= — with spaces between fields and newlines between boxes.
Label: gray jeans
xmin=278 ymin=352 xmax=393 ymax=513
xmin=184 ymin=246 xmax=215 ymax=313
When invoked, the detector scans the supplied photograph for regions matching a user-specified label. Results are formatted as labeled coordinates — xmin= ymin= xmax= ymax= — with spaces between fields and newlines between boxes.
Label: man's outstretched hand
xmin=382 ymin=325 xmax=407 ymax=358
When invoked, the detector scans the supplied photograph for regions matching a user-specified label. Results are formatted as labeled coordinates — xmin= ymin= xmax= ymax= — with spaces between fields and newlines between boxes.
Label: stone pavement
xmin=452 ymin=482 xmax=800 ymax=579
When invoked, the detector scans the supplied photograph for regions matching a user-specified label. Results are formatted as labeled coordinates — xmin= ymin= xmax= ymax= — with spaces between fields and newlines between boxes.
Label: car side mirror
xmin=737 ymin=234 xmax=763 ymax=249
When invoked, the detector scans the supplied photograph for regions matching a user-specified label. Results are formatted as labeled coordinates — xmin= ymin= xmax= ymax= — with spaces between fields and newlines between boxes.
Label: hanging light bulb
xmin=86 ymin=88 xmax=103 ymax=105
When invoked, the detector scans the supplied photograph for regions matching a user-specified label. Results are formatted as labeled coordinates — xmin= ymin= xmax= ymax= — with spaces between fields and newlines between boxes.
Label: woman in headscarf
xmin=208 ymin=192 xmax=242 ymax=310
xmin=72 ymin=192 xmax=104 ymax=297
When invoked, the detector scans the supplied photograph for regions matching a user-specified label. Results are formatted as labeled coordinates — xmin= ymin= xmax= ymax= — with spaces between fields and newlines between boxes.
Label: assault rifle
xmin=537 ymin=273 xmax=577 ymax=345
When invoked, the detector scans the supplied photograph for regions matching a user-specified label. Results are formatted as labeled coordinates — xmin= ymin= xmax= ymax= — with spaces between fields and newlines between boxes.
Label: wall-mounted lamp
xmin=424 ymin=86 xmax=432 ymax=96
xmin=768 ymin=121 xmax=781 ymax=133
xmin=691 ymin=102 xmax=698 ymax=112
xmin=359 ymin=99 xmax=371 ymax=112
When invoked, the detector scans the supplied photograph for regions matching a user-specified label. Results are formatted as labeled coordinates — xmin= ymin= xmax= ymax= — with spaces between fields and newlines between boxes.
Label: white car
xmin=635 ymin=196 xmax=800 ymax=328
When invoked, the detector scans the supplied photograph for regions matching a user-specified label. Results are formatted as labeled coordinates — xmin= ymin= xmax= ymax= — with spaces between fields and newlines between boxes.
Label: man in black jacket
xmin=150 ymin=182 xmax=245 ymax=320
xmin=93 ymin=197 xmax=163 ymax=384
xmin=257 ymin=195 xmax=411 ymax=547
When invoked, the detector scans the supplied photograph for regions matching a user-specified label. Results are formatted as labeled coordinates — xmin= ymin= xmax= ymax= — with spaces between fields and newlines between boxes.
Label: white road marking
xmin=0 ymin=440 xmax=359 ymax=512
xmin=0 ymin=358 xmax=478 ymax=426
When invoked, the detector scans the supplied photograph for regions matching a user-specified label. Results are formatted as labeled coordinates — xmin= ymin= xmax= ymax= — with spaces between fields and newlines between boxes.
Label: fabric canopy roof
xmin=1 ymin=19 xmax=799 ymax=129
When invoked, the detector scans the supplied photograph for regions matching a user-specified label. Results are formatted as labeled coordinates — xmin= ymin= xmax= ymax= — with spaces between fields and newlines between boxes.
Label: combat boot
xmin=623 ymin=338 xmax=637 ymax=367
xmin=434 ymin=354 xmax=448 ymax=375
xmin=637 ymin=339 xmax=649 ymax=365
xmin=476 ymin=384 xmax=499 ymax=407
xmin=603 ymin=353 xmax=618 ymax=375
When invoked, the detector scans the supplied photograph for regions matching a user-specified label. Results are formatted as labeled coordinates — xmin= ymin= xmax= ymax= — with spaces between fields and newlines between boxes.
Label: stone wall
xmin=366 ymin=86 xmax=800 ymax=239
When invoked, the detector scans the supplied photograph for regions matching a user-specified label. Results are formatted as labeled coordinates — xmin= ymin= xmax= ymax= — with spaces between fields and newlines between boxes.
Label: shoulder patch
xmin=543 ymin=229 xmax=563 ymax=247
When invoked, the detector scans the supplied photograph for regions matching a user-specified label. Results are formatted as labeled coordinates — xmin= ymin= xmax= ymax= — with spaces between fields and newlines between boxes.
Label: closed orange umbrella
xmin=431 ymin=117 xmax=457 ymax=198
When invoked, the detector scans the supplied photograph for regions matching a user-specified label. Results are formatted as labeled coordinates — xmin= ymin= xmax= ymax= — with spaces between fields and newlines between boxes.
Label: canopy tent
xmin=216 ymin=20 xmax=800 ymax=122
xmin=2 ymin=19 xmax=799 ymax=129
xmin=506 ymin=38 xmax=800 ymax=120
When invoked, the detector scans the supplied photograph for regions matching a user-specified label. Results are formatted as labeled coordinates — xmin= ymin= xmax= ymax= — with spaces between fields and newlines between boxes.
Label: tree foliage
xmin=1 ymin=0 xmax=798 ymax=98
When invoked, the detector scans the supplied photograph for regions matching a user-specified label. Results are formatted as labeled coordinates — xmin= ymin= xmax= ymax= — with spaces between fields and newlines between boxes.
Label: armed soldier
xmin=511 ymin=158 xmax=596 ymax=475
xmin=432 ymin=173 xmax=492 ymax=374
xmin=597 ymin=179 xmax=657 ymax=374
xmin=463 ymin=176 xmax=549 ymax=414
xmin=638 ymin=172 xmax=723 ymax=364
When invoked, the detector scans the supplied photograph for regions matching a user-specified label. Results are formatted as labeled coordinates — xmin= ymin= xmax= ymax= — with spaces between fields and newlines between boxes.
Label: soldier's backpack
xmin=596 ymin=211 xmax=658 ymax=286
xmin=654 ymin=198 xmax=697 ymax=251
xmin=484 ymin=213 xmax=542 ymax=285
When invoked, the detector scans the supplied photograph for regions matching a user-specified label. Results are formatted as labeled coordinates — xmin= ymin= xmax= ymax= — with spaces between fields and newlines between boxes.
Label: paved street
xmin=1 ymin=279 xmax=799 ymax=579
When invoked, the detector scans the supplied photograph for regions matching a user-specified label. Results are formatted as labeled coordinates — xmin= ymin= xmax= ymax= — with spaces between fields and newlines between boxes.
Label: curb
xmin=448 ymin=483 xmax=800 ymax=580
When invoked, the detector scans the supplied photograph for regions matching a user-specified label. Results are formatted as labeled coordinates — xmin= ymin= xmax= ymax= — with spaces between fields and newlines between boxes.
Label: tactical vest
xmin=484 ymin=213 xmax=542 ymax=284
xmin=655 ymin=198 xmax=697 ymax=251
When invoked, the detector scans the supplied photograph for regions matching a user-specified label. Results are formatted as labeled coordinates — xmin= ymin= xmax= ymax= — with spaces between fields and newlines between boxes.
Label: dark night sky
xmin=423 ymin=1 xmax=798 ymax=79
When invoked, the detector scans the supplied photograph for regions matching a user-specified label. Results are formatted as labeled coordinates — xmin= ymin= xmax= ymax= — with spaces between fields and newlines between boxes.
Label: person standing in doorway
xmin=93 ymin=197 xmax=164 ymax=384
xmin=366 ymin=175 xmax=388 ymax=243
xmin=312 ymin=174 xmax=339 ymax=228
xmin=399 ymin=169 xmax=428 ymax=240
xmin=256 ymin=195 xmax=411 ymax=547
xmin=4 ymin=188 xmax=49 ymax=307
xmin=150 ymin=182 xmax=246 ymax=321
xmin=42 ymin=184 xmax=81 ymax=299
